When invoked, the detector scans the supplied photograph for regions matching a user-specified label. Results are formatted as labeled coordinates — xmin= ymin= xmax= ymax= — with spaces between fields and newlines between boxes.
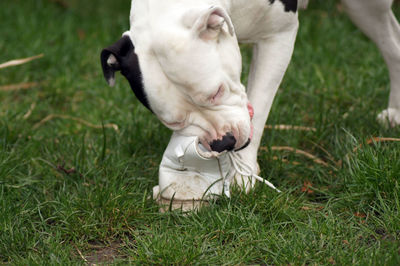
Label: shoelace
xmin=227 ymin=151 xmax=281 ymax=193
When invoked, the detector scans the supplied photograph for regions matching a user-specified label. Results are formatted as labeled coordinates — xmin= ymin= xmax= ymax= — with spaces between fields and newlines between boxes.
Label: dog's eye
xmin=209 ymin=85 xmax=224 ymax=104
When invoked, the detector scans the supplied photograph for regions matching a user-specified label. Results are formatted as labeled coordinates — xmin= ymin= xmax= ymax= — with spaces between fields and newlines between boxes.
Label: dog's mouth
xmin=199 ymin=101 xmax=254 ymax=153
xmin=234 ymin=138 xmax=251 ymax=152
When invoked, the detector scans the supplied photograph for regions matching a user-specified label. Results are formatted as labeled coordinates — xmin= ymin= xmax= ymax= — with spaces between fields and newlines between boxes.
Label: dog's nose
xmin=210 ymin=133 xmax=236 ymax=153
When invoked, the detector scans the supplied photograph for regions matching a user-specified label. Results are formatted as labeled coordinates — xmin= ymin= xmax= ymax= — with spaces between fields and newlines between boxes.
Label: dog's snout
xmin=210 ymin=133 xmax=236 ymax=153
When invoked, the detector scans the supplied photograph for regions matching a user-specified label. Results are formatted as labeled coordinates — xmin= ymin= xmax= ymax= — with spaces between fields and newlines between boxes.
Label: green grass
xmin=1 ymin=0 xmax=400 ymax=264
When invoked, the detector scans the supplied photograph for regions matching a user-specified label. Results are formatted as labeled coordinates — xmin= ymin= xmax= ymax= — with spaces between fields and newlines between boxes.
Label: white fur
xmin=126 ymin=0 xmax=400 ymax=191
xmin=129 ymin=1 xmax=253 ymax=150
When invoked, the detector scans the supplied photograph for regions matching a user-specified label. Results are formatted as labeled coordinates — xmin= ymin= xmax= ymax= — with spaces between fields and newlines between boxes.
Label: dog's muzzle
xmin=208 ymin=102 xmax=254 ymax=153
xmin=209 ymin=133 xmax=251 ymax=153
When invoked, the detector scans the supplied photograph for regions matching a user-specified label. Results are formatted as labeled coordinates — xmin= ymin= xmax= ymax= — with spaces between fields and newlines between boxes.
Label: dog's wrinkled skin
xmin=132 ymin=2 xmax=252 ymax=152
xmin=135 ymin=4 xmax=253 ymax=151
xmin=102 ymin=0 xmax=299 ymax=155
xmin=102 ymin=0 xmax=400 ymax=191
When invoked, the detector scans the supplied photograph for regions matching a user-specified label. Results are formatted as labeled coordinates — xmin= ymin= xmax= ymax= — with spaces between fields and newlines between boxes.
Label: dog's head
xmin=101 ymin=4 xmax=252 ymax=152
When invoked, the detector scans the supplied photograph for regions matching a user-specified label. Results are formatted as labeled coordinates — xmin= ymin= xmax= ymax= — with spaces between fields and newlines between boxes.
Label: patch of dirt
xmin=79 ymin=241 xmax=124 ymax=265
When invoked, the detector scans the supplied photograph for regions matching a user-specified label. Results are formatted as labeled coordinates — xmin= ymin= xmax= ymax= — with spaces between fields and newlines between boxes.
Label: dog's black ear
xmin=101 ymin=35 xmax=152 ymax=112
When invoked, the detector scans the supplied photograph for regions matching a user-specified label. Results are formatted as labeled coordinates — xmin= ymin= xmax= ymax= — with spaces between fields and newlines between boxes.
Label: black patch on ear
xmin=269 ymin=0 xmax=297 ymax=13
xmin=101 ymin=35 xmax=152 ymax=112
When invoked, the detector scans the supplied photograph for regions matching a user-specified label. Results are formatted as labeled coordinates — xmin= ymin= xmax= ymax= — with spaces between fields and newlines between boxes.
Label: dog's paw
xmin=377 ymin=108 xmax=400 ymax=127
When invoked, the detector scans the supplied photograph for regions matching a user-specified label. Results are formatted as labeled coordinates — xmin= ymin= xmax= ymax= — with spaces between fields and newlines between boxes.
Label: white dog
xmin=101 ymin=0 xmax=400 ymax=199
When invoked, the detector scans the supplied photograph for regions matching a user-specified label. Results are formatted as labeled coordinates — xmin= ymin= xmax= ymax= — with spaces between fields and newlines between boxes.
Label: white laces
xmin=227 ymin=151 xmax=281 ymax=193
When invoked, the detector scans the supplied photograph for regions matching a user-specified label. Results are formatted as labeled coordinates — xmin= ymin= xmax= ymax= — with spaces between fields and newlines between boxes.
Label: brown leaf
xmin=272 ymin=156 xmax=301 ymax=166
xmin=342 ymin=240 xmax=349 ymax=245
xmin=345 ymin=137 xmax=400 ymax=162
xmin=301 ymin=205 xmax=324 ymax=211
xmin=265 ymin=124 xmax=316 ymax=132
xmin=77 ymin=29 xmax=86 ymax=40
xmin=33 ymin=114 xmax=119 ymax=132
xmin=0 ymin=54 xmax=44 ymax=69
xmin=354 ymin=212 xmax=367 ymax=218
xmin=23 ymin=102 xmax=37 ymax=119
xmin=264 ymin=146 xmax=329 ymax=167
xmin=57 ymin=164 xmax=77 ymax=175
xmin=366 ymin=137 xmax=400 ymax=145
xmin=0 ymin=82 xmax=42 ymax=92
xmin=301 ymin=181 xmax=314 ymax=194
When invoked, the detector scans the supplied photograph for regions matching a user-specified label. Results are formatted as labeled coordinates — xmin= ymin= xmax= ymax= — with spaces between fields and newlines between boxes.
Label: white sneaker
xmin=153 ymin=133 xmax=280 ymax=211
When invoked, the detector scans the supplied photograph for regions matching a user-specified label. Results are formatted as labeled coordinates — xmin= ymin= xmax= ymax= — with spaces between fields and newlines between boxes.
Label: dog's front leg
xmin=343 ymin=0 xmax=400 ymax=127
xmin=235 ymin=21 xmax=299 ymax=191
